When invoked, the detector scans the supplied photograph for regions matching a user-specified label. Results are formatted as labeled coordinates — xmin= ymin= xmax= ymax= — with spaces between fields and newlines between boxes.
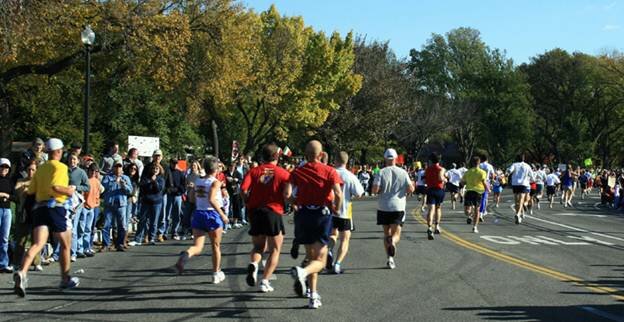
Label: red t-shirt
xmin=425 ymin=164 xmax=444 ymax=189
xmin=291 ymin=162 xmax=342 ymax=207
xmin=241 ymin=163 xmax=290 ymax=215
xmin=216 ymin=172 xmax=226 ymax=184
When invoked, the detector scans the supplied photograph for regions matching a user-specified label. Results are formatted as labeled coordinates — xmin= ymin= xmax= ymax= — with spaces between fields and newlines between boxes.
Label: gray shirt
xmin=374 ymin=166 xmax=411 ymax=212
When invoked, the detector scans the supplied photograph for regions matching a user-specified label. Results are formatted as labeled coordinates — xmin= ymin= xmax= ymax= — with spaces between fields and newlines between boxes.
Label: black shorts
xmin=248 ymin=207 xmax=285 ymax=237
xmin=547 ymin=186 xmax=556 ymax=196
xmin=446 ymin=183 xmax=459 ymax=193
xmin=294 ymin=207 xmax=332 ymax=245
xmin=530 ymin=189 xmax=537 ymax=197
xmin=416 ymin=186 xmax=427 ymax=195
xmin=426 ymin=188 xmax=445 ymax=205
xmin=32 ymin=206 xmax=71 ymax=233
xmin=376 ymin=210 xmax=405 ymax=226
xmin=512 ymin=185 xmax=530 ymax=194
xmin=580 ymin=182 xmax=587 ymax=190
xmin=536 ymin=184 xmax=544 ymax=194
xmin=332 ymin=217 xmax=354 ymax=232
xmin=464 ymin=191 xmax=482 ymax=207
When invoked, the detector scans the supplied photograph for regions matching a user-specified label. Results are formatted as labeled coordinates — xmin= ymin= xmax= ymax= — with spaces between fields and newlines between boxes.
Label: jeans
xmin=181 ymin=200 xmax=194 ymax=236
xmin=166 ymin=195 xmax=183 ymax=237
xmin=135 ymin=202 xmax=162 ymax=243
xmin=0 ymin=208 xmax=11 ymax=268
xmin=70 ymin=205 xmax=85 ymax=256
xmin=79 ymin=207 xmax=95 ymax=253
xmin=158 ymin=194 xmax=168 ymax=236
xmin=89 ymin=207 xmax=101 ymax=250
xmin=102 ymin=206 xmax=127 ymax=248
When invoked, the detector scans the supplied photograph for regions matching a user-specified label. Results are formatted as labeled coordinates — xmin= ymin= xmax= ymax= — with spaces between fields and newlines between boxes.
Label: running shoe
xmin=472 ymin=226 xmax=479 ymax=233
xmin=32 ymin=265 xmax=43 ymax=272
xmin=246 ymin=262 xmax=258 ymax=287
xmin=70 ymin=256 xmax=77 ymax=262
xmin=176 ymin=251 xmax=189 ymax=275
xmin=308 ymin=293 xmax=322 ymax=309
xmin=326 ymin=250 xmax=334 ymax=270
xmin=259 ymin=279 xmax=274 ymax=293
xmin=427 ymin=228 xmax=434 ymax=240
xmin=466 ymin=217 xmax=472 ymax=225
xmin=128 ymin=241 xmax=142 ymax=247
xmin=333 ymin=263 xmax=342 ymax=274
xmin=434 ymin=225 xmax=441 ymax=235
xmin=387 ymin=257 xmax=396 ymax=269
xmin=13 ymin=271 xmax=27 ymax=297
xmin=59 ymin=276 xmax=80 ymax=289
xmin=291 ymin=266 xmax=307 ymax=297
xmin=213 ymin=271 xmax=226 ymax=284
xmin=515 ymin=215 xmax=520 ymax=225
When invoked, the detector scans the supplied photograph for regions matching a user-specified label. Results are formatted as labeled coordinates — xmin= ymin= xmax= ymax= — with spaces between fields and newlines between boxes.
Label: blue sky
xmin=242 ymin=0 xmax=624 ymax=64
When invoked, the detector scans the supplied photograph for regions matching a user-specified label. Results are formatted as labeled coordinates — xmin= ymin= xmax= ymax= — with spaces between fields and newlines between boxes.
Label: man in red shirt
xmin=240 ymin=144 xmax=291 ymax=293
xmin=288 ymin=140 xmax=343 ymax=309
xmin=425 ymin=153 xmax=447 ymax=240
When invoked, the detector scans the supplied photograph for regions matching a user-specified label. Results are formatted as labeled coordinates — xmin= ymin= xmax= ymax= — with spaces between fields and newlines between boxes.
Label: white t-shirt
xmin=374 ymin=166 xmax=412 ymax=212
xmin=194 ymin=176 xmax=223 ymax=211
xmin=446 ymin=168 xmax=462 ymax=186
xmin=546 ymin=173 xmax=560 ymax=186
xmin=415 ymin=169 xmax=426 ymax=187
xmin=479 ymin=162 xmax=495 ymax=184
xmin=535 ymin=170 xmax=547 ymax=185
xmin=458 ymin=167 xmax=468 ymax=177
xmin=508 ymin=162 xmax=533 ymax=187
xmin=336 ymin=167 xmax=365 ymax=219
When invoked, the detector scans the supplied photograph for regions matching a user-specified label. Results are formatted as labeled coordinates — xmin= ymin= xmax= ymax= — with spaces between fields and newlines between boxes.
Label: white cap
xmin=153 ymin=149 xmax=163 ymax=156
xmin=45 ymin=138 xmax=64 ymax=152
xmin=384 ymin=148 xmax=398 ymax=160
xmin=0 ymin=158 xmax=10 ymax=167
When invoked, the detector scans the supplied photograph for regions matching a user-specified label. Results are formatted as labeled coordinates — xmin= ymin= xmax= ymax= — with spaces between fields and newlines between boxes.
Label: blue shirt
xmin=102 ymin=174 xmax=133 ymax=207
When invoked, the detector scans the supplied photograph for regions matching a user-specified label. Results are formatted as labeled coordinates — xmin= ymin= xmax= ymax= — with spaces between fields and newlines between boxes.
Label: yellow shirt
xmin=463 ymin=167 xmax=487 ymax=194
xmin=30 ymin=160 xmax=69 ymax=203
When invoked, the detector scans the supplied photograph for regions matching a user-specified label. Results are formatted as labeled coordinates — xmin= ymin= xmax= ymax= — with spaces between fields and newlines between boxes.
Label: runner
xmin=534 ymin=165 xmax=547 ymax=210
xmin=175 ymin=156 xmax=229 ymax=284
xmin=492 ymin=169 xmax=504 ymax=208
xmin=14 ymin=139 xmax=79 ymax=297
xmin=527 ymin=167 xmax=538 ymax=215
xmin=240 ymin=144 xmax=291 ymax=293
xmin=445 ymin=163 xmax=462 ymax=210
xmin=425 ymin=153 xmax=446 ymax=240
xmin=372 ymin=148 xmax=413 ymax=269
xmin=478 ymin=153 xmax=495 ymax=220
xmin=507 ymin=154 xmax=532 ymax=224
xmin=414 ymin=164 xmax=427 ymax=212
xmin=328 ymin=151 xmax=365 ymax=274
xmin=546 ymin=168 xmax=560 ymax=208
xmin=461 ymin=156 xmax=489 ymax=233
xmin=561 ymin=163 xmax=576 ymax=208
xmin=578 ymin=169 xmax=589 ymax=199
xmin=457 ymin=163 xmax=468 ymax=203
xmin=288 ymin=140 xmax=343 ymax=309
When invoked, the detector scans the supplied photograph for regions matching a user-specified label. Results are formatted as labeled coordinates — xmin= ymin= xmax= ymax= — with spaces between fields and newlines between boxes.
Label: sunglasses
xmin=114 ymin=164 xmax=123 ymax=168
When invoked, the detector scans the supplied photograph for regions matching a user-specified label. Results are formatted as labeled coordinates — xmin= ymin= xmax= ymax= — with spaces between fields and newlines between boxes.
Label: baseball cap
xmin=0 ymin=158 xmax=11 ymax=168
xmin=45 ymin=138 xmax=64 ymax=152
xmin=384 ymin=148 xmax=398 ymax=160
xmin=153 ymin=149 xmax=163 ymax=156
xmin=114 ymin=159 xmax=123 ymax=167
xmin=33 ymin=138 xmax=44 ymax=145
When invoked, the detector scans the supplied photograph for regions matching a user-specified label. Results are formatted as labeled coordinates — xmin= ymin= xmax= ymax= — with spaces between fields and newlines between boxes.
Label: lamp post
xmin=81 ymin=25 xmax=95 ymax=154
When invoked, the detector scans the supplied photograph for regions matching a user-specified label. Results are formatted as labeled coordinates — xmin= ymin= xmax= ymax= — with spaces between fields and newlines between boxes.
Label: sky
xmin=242 ymin=0 xmax=624 ymax=64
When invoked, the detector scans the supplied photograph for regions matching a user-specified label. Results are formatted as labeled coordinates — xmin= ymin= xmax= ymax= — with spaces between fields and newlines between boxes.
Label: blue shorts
xmin=426 ymin=188 xmax=445 ymax=205
xmin=493 ymin=186 xmax=503 ymax=194
xmin=32 ymin=206 xmax=71 ymax=233
xmin=191 ymin=209 xmax=223 ymax=232
xmin=294 ymin=207 xmax=332 ymax=245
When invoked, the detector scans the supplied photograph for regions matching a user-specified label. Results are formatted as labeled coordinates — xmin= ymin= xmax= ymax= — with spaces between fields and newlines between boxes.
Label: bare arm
xmin=210 ymin=181 xmax=229 ymax=224
xmin=332 ymin=183 xmax=343 ymax=214
xmin=52 ymin=185 xmax=75 ymax=197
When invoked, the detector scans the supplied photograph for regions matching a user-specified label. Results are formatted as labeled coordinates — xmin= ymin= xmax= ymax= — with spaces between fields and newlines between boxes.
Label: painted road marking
xmin=479 ymin=235 xmax=614 ymax=246
xmin=552 ymin=212 xmax=607 ymax=218
xmin=411 ymin=209 xmax=624 ymax=301
xmin=525 ymin=215 xmax=624 ymax=243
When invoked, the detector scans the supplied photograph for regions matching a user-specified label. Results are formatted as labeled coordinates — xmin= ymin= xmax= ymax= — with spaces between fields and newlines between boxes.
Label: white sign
xmin=128 ymin=136 xmax=160 ymax=157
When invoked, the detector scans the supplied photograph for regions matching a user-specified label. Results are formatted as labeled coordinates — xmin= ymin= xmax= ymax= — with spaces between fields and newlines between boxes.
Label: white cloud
xmin=603 ymin=24 xmax=621 ymax=31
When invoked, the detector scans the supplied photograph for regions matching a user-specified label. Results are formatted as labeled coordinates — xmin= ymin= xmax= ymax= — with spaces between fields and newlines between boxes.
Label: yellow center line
xmin=411 ymin=209 xmax=624 ymax=301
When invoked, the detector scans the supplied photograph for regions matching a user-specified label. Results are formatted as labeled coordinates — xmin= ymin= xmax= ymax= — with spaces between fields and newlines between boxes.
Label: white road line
xmin=552 ymin=213 xmax=607 ymax=218
xmin=525 ymin=215 xmax=624 ymax=243
xmin=581 ymin=306 xmax=624 ymax=322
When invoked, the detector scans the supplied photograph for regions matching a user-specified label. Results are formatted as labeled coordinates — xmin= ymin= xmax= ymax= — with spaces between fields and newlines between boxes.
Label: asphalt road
xmin=1 ymin=191 xmax=623 ymax=321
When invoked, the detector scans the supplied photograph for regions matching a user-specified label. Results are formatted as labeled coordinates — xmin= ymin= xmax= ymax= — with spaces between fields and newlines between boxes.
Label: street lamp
xmin=81 ymin=25 xmax=95 ymax=154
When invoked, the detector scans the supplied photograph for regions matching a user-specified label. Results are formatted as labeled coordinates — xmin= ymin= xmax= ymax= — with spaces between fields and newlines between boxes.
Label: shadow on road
xmin=444 ymin=304 xmax=624 ymax=321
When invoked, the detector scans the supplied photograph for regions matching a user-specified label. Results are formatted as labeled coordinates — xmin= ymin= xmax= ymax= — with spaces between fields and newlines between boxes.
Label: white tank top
xmin=194 ymin=176 xmax=222 ymax=211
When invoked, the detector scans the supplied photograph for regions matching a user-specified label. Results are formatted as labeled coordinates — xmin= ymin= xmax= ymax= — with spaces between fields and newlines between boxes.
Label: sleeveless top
xmin=194 ymin=176 xmax=223 ymax=211
xmin=425 ymin=164 xmax=444 ymax=189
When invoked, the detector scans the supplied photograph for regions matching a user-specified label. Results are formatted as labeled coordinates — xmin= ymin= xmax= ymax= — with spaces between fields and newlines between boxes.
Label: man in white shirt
xmin=507 ymin=154 xmax=533 ymax=224
xmin=445 ymin=163 xmax=462 ymax=210
xmin=478 ymin=153 xmax=495 ymax=219
xmin=372 ymin=149 xmax=414 ymax=269
xmin=545 ymin=169 xmax=560 ymax=209
xmin=327 ymin=152 xmax=364 ymax=274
